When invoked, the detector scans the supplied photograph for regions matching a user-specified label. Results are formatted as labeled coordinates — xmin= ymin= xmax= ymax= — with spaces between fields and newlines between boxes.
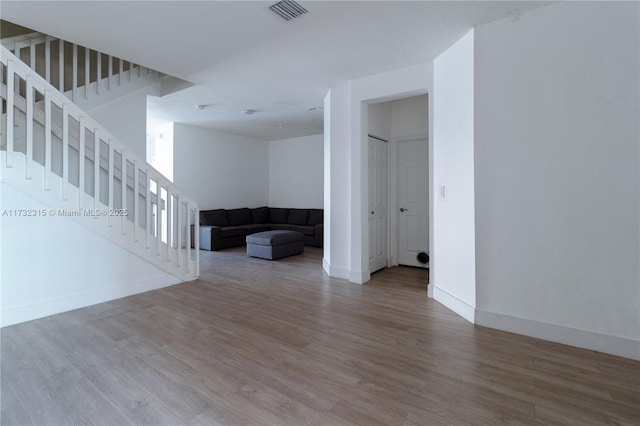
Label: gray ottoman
xmin=246 ymin=230 xmax=304 ymax=260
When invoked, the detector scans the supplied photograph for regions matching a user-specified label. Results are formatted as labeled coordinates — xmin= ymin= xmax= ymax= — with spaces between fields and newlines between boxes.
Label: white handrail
xmin=1 ymin=45 xmax=199 ymax=278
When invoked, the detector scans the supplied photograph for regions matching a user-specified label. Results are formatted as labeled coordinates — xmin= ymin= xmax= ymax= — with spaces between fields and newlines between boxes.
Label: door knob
xmin=400 ymin=207 xmax=408 ymax=212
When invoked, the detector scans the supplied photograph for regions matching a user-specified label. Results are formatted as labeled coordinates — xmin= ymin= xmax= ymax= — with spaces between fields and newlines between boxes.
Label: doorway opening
xmin=367 ymin=94 xmax=430 ymax=287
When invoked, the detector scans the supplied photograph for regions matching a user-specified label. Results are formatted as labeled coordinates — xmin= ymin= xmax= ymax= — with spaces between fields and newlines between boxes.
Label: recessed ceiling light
xmin=241 ymin=109 xmax=256 ymax=115
xmin=277 ymin=122 xmax=286 ymax=129
xmin=196 ymin=104 xmax=208 ymax=110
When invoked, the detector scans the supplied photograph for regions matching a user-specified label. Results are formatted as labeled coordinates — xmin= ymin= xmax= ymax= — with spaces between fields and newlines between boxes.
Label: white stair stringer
xmin=0 ymin=45 xmax=200 ymax=327
xmin=1 ymin=151 xmax=196 ymax=283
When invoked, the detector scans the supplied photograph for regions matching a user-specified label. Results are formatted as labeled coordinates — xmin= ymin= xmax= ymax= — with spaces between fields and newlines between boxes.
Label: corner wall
xmin=474 ymin=1 xmax=640 ymax=359
xmin=88 ymin=82 xmax=161 ymax=160
xmin=324 ymin=86 xmax=352 ymax=279
xmin=172 ymin=124 xmax=269 ymax=210
xmin=432 ymin=30 xmax=476 ymax=322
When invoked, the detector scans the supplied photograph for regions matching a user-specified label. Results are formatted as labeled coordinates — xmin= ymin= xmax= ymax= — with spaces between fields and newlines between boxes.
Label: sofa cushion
xmin=245 ymin=224 xmax=271 ymax=234
xmin=308 ymin=209 xmax=323 ymax=226
xmin=270 ymin=224 xmax=291 ymax=231
xmin=200 ymin=209 xmax=228 ymax=227
xmin=269 ymin=208 xmax=288 ymax=224
xmin=220 ymin=226 xmax=248 ymax=238
xmin=227 ymin=208 xmax=252 ymax=226
xmin=289 ymin=225 xmax=315 ymax=236
xmin=251 ymin=207 xmax=269 ymax=224
xmin=287 ymin=209 xmax=309 ymax=226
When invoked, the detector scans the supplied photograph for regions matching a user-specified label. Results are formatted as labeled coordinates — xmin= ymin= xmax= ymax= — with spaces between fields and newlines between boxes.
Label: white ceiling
xmin=2 ymin=1 xmax=551 ymax=140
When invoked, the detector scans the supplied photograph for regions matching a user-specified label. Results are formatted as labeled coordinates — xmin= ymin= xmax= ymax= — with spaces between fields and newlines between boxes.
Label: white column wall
xmin=323 ymin=86 xmax=352 ymax=279
xmin=324 ymin=63 xmax=434 ymax=283
xmin=474 ymin=1 xmax=639 ymax=359
xmin=432 ymin=30 xmax=477 ymax=322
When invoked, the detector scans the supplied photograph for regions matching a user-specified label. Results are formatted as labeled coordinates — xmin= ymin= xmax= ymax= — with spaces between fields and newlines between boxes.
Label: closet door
xmin=368 ymin=136 xmax=388 ymax=273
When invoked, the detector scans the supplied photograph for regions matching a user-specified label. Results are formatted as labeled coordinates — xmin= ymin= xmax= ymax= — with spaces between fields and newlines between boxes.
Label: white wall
xmin=368 ymin=102 xmax=391 ymax=141
xmin=474 ymin=1 xmax=640 ymax=359
xmin=432 ymin=30 xmax=477 ymax=322
xmin=324 ymin=62 xmax=434 ymax=283
xmin=173 ymin=124 xmax=269 ymax=209
xmin=368 ymin=95 xmax=428 ymax=141
xmin=391 ymin=95 xmax=428 ymax=138
xmin=269 ymin=134 xmax=323 ymax=208
xmin=0 ymin=182 xmax=180 ymax=327
xmin=324 ymin=86 xmax=352 ymax=280
xmin=89 ymin=82 xmax=161 ymax=160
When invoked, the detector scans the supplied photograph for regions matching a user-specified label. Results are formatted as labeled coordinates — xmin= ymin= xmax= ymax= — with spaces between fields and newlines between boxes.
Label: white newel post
xmin=156 ymin=178 xmax=161 ymax=255
xmin=84 ymin=46 xmax=90 ymax=99
xmin=186 ymin=205 xmax=191 ymax=273
xmin=58 ymin=39 xmax=64 ymax=92
xmin=121 ymin=149 xmax=127 ymax=235
xmin=107 ymin=140 xmax=114 ymax=227
xmin=72 ymin=43 xmax=78 ymax=101
xmin=62 ymin=104 xmax=69 ymax=200
xmin=133 ymin=160 xmax=140 ymax=242
xmin=45 ymin=37 xmax=51 ymax=83
xmin=78 ymin=117 xmax=86 ymax=207
xmin=108 ymin=55 xmax=113 ymax=91
xmin=25 ymin=75 xmax=33 ymax=179
xmin=195 ymin=205 xmax=199 ymax=274
xmin=176 ymin=195 xmax=182 ymax=267
xmin=166 ymin=192 xmax=172 ymax=261
xmin=44 ymin=90 xmax=52 ymax=190
xmin=146 ymin=169 xmax=151 ymax=249
xmin=93 ymin=129 xmax=100 ymax=212
xmin=6 ymin=60 xmax=14 ymax=168
xmin=119 ymin=57 xmax=124 ymax=86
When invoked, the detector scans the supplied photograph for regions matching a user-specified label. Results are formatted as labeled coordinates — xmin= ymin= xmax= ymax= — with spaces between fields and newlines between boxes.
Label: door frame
xmin=367 ymin=134 xmax=389 ymax=273
xmin=388 ymin=133 xmax=429 ymax=268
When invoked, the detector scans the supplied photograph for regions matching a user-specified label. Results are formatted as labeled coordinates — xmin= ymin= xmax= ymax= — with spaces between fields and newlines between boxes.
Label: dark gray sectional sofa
xmin=198 ymin=207 xmax=323 ymax=251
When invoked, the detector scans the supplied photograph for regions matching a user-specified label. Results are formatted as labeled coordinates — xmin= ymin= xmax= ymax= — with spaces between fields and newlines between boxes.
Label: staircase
xmin=1 ymin=31 xmax=161 ymax=110
xmin=0 ymin=35 xmax=199 ymax=301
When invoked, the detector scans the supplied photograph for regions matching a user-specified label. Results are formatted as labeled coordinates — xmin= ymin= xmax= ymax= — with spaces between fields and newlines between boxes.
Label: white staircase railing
xmin=1 ymin=32 xmax=159 ymax=105
xmin=0 ymin=45 xmax=199 ymax=280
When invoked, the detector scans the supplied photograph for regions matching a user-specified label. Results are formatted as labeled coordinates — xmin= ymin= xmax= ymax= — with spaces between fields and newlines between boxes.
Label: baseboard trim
xmin=323 ymin=258 xmax=349 ymax=280
xmin=432 ymin=286 xmax=475 ymax=323
xmin=1 ymin=274 xmax=181 ymax=327
xmin=475 ymin=310 xmax=640 ymax=361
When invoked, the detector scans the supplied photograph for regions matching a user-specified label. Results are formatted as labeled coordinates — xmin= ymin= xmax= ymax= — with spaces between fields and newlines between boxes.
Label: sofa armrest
xmin=197 ymin=225 xmax=222 ymax=251
xmin=313 ymin=224 xmax=324 ymax=248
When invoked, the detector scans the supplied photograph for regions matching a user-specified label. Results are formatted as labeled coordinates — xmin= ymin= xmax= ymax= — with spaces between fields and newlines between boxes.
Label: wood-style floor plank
xmin=2 ymin=246 xmax=639 ymax=425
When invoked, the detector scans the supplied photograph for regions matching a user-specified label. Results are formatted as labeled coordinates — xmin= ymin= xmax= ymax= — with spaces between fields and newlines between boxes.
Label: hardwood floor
xmin=2 ymin=247 xmax=639 ymax=425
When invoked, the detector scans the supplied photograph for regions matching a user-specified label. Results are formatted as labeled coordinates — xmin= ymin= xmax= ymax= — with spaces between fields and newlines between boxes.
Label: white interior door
xmin=368 ymin=136 xmax=388 ymax=273
xmin=398 ymin=138 xmax=429 ymax=267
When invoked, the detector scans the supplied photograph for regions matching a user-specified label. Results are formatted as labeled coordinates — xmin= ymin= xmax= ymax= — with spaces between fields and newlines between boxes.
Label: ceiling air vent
xmin=268 ymin=0 xmax=308 ymax=22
